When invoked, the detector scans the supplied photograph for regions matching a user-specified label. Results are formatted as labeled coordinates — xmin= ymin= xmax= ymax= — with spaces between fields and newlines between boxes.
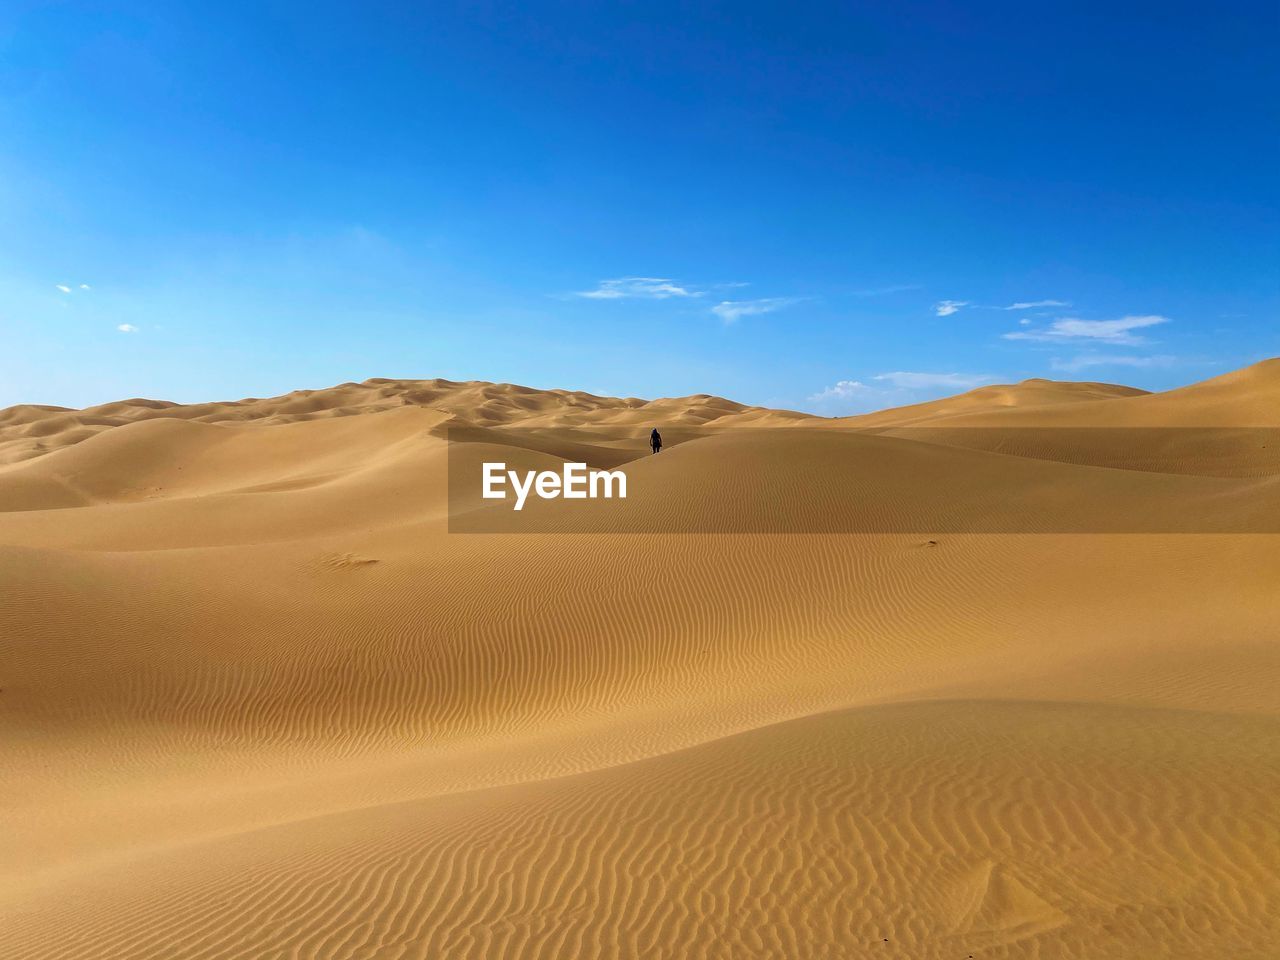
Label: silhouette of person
xmin=650 ymin=427 xmax=662 ymax=454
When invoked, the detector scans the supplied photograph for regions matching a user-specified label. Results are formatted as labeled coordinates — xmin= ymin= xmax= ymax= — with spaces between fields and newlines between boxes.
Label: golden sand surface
xmin=3 ymin=362 xmax=1278 ymax=958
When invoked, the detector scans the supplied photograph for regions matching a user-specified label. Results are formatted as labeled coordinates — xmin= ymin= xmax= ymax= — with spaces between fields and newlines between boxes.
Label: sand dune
xmin=840 ymin=377 xmax=1149 ymax=428
xmin=845 ymin=358 xmax=1280 ymax=428
xmin=3 ymin=362 xmax=1279 ymax=959
xmin=0 ymin=379 xmax=809 ymax=468
xmin=828 ymin=362 xmax=1280 ymax=478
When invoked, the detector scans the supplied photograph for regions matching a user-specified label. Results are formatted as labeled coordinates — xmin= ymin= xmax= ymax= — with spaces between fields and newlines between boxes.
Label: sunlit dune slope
xmin=833 ymin=359 xmax=1280 ymax=476
xmin=841 ymin=378 xmax=1149 ymax=428
xmin=845 ymin=357 xmax=1280 ymax=429
xmin=6 ymin=702 xmax=1277 ymax=960
xmin=0 ymin=378 xmax=810 ymax=467
xmin=2 ymin=360 xmax=1278 ymax=960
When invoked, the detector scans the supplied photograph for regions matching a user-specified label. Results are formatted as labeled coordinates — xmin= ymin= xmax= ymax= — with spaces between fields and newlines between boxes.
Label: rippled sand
xmin=3 ymin=363 xmax=1278 ymax=958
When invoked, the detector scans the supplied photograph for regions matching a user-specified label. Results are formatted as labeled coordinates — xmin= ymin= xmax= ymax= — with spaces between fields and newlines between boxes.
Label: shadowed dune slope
xmin=453 ymin=428 xmax=1280 ymax=533
xmin=2 ymin=361 xmax=1279 ymax=959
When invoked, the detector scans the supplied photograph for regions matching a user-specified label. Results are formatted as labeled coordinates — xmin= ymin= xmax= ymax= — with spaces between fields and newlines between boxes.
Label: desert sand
xmin=2 ymin=362 xmax=1279 ymax=959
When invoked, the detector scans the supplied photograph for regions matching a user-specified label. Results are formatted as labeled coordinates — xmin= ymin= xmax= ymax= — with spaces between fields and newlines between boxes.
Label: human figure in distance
xmin=650 ymin=427 xmax=662 ymax=454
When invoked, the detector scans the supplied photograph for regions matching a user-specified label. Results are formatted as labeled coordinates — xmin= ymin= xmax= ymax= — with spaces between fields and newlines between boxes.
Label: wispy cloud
xmin=1005 ymin=314 xmax=1170 ymax=346
xmin=574 ymin=277 xmax=806 ymax=325
xmin=1050 ymin=353 xmax=1177 ymax=372
xmin=1003 ymin=299 xmax=1068 ymax=310
xmin=852 ymin=283 xmax=921 ymax=297
xmin=116 ymin=323 xmax=139 ymax=333
xmin=874 ymin=371 xmax=996 ymax=390
xmin=711 ymin=297 xmax=801 ymax=324
xmin=79 ymin=283 xmax=91 ymax=290
xmin=576 ymin=277 xmax=702 ymax=300
xmin=55 ymin=284 xmax=71 ymax=293
xmin=937 ymin=297 xmax=1069 ymax=315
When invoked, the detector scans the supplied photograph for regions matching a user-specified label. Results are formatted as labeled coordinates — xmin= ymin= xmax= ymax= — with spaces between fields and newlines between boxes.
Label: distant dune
xmin=838 ymin=377 xmax=1151 ymax=428
xmin=0 ymin=378 xmax=811 ymax=468
xmin=842 ymin=358 xmax=1280 ymax=428
xmin=2 ymin=361 xmax=1279 ymax=959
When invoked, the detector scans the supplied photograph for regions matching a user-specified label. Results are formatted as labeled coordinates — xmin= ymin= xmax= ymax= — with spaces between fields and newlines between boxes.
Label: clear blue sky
xmin=2 ymin=1 xmax=1276 ymax=413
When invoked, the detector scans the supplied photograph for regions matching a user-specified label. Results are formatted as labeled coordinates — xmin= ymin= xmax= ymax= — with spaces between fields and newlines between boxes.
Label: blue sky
xmin=2 ymin=1 xmax=1276 ymax=413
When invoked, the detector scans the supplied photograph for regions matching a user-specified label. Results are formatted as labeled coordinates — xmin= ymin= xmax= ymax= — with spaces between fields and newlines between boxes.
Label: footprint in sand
xmin=314 ymin=552 xmax=380 ymax=571
xmin=941 ymin=859 xmax=1067 ymax=946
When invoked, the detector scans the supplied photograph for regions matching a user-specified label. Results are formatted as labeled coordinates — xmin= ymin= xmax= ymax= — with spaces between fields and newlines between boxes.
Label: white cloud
xmin=1005 ymin=314 xmax=1170 ymax=346
xmin=807 ymin=379 xmax=889 ymax=414
xmin=935 ymin=298 xmax=1070 ymax=315
xmin=852 ymin=283 xmax=921 ymax=297
xmin=55 ymin=284 xmax=71 ymax=293
xmin=1004 ymin=299 xmax=1068 ymax=310
xmin=873 ymin=371 xmax=996 ymax=390
xmin=117 ymin=323 xmax=139 ymax=333
xmin=79 ymin=283 xmax=91 ymax=290
xmin=577 ymin=277 xmax=702 ymax=300
xmin=1018 ymin=318 xmax=1032 ymax=326
xmin=809 ymin=379 xmax=873 ymax=402
xmin=711 ymin=297 xmax=801 ymax=324
xmin=1050 ymin=353 xmax=1177 ymax=372
xmin=808 ymin=369 xmax=998 ymax=415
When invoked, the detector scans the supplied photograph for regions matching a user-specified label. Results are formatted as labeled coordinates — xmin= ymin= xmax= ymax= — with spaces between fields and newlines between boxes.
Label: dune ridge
xmin=3 ymin=361 xmax=1279 ymax=959
xmin=0 ymin=379 xmax=810 ymax=468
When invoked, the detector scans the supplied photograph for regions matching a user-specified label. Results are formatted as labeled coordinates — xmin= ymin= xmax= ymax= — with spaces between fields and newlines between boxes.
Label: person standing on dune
xmin=650 ymin=428 xmax=662 ymax=454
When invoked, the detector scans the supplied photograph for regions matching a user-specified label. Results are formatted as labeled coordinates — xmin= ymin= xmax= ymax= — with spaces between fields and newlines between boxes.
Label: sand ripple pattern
xmin=5 ymin=365 xmax=1280 ymax=959
xmin=4 ymin=702 xmax=1278 ymax=960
